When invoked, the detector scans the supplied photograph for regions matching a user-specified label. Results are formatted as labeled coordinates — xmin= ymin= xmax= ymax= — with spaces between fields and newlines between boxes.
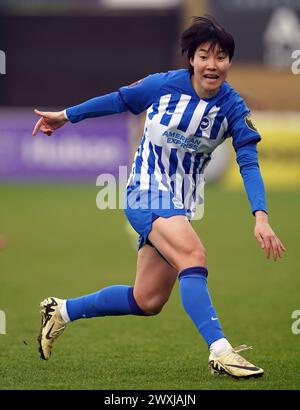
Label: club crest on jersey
xmin=245 ymin=115 xmax=257 ymax=131
xmin=199 ymin=116 xmax=211 ymax=131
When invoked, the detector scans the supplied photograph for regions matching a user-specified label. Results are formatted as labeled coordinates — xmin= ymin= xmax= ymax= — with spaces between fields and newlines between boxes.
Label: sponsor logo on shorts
xmin=172 ymin=197 xmax=184 ymax=209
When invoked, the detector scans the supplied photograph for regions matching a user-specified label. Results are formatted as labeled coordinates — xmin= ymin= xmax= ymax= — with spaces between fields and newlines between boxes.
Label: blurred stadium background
xmin=0 ymin=0 xmax=299 ymax=390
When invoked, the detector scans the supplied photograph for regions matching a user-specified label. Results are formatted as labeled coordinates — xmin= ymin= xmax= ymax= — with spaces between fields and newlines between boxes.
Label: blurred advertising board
xmin=223 ymin=112 xmax=300 ymax=190
xmin=0 ymin=110 xmax=130 ymax=182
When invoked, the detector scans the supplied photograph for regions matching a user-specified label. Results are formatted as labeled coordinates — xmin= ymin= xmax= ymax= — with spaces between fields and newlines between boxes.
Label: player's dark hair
xmin=181 ymin=16 xmax=235 ymax=74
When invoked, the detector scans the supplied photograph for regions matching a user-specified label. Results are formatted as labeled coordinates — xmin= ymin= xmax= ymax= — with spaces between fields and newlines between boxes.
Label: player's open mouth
xmin=203 ymin=74 xmax=219 ymax=79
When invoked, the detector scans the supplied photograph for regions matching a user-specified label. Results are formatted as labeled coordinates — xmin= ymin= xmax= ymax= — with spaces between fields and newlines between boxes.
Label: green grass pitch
xmin=0 ymin=184 xmax=299 ymax=390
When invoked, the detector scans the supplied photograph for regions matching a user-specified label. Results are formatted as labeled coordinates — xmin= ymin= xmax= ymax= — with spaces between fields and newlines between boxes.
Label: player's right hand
xmin=32 ymin=109 xmax=68 ymax=136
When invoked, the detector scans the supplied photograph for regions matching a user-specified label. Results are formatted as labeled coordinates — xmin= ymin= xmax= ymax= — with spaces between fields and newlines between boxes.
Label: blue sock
xmin=66 ymin=285 xmax=147 ymax=321
xmin=179 ymin=266 xmax=225 ymax=347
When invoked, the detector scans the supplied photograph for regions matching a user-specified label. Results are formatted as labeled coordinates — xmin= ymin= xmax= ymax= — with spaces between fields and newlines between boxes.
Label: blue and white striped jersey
xmin=119 ymin=69 xmax=261 ymax=217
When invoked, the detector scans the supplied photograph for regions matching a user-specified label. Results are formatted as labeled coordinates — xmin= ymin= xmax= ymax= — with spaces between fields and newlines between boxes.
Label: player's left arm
xmin=228 ymin=95 xmax=286 ymax=261
xmin=235 ymin=141 xmax=286 ymax=261
xmin=254 ymin=209 xmax=285 ymax=261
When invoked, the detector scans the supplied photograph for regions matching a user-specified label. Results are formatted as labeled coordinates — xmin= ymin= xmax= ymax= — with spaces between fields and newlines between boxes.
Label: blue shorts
xmin=125 ymin=188 xmax=187 ymax=250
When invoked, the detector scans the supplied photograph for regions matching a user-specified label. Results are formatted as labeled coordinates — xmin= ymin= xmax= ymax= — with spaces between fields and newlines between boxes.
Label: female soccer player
xmin=33 ymin=16 xmax=285 ymax=378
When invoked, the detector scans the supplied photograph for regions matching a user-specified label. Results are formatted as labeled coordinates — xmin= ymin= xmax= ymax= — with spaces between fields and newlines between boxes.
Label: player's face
xmin=190 ymin=42 xmax=231 ymax=98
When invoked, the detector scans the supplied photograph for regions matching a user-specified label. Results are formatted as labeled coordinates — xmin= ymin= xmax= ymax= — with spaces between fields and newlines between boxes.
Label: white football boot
xmin=209 ymin=344 xmax=264 ymax=379
xmin=37 ymin=297 xmax=67 ymax=360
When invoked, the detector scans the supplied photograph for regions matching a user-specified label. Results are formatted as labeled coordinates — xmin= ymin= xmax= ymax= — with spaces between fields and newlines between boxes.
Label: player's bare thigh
xmin=134 ymin=244 xmax=178 ymax=315
xmin=148 ymin=215 xmax=206 ymax=271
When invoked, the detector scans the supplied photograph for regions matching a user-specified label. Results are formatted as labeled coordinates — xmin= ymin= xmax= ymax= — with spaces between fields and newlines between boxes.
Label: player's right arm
xmin=32 ymin=72 xmax=169 ymax=136
xmin=32 ymin=92 xmax=126 ymax=136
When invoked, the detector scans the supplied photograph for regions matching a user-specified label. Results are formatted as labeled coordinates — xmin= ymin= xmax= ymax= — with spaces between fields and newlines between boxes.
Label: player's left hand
xmin=254 ymin=211 xmax=286 ymax=261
